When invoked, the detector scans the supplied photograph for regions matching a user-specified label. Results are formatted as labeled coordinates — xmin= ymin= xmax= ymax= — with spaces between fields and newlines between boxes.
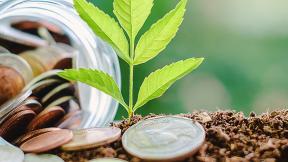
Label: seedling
xmin=58 ymin=0 xmax=204 ymax=121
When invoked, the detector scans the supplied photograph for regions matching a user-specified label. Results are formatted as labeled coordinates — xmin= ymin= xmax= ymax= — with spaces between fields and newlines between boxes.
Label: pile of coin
xmin=0 ymin=22 xmax=83 ymax=154
xmin=0 ymin=71 xmax=82 ymax=146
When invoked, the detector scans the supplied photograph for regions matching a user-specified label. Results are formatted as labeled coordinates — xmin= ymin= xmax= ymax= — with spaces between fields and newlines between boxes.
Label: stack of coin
xmin=0 ymin=54 xmax=33 ymax=105
xmin=19 ymin=43 xmax=75 ymax=77
xmin=0 ymin=70 xmax=82 ymax=151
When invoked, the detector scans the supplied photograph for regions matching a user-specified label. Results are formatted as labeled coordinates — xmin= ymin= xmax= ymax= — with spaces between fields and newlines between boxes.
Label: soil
xmin=56 ymin=110 xmax=288 ymax=162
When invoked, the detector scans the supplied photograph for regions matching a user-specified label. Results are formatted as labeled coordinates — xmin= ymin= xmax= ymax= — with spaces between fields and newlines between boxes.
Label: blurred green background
xmin=91 ymin=0 xmax=288 ymax=118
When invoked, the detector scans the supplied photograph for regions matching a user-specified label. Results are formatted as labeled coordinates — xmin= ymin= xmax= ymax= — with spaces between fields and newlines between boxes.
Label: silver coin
xmin=122 ymin=116 xmax=205 ymax=161
xmin=24 ymin=153 xmax=64 ymax=162
xmin=0 ymin=145 xmax=24 ymax=162
xmin=0 ymin=137 xmax=10 ymax=146
xmin=0 ymin=46 xmax=10 ymax=53
xmin=88 ymin=158 xmax=128 ymax=162
xmin=28 ymin=79 xmax=63 ymax=95
xmin=23 ymin=70 xmax=64 ymax=92
xmin=41 ymin=82 xmax=74 ymax=103
xmin=0 ymin=54 xmax=33 ymax=84
xmin=45 ymin=96 xmax=74 ymax=108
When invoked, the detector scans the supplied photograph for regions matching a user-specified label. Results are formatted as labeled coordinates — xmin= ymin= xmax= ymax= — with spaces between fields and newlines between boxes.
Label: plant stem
xmin=128 ymin=37 xmax=135 ymax=119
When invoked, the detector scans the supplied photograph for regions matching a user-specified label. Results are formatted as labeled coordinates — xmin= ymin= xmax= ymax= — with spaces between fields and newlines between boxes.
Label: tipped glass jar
xmin=0 ymin=0 xmax=121 ymax=128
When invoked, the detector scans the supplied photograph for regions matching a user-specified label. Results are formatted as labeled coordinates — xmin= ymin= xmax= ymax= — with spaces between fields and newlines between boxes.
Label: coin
xmin=28 ymin=79 xmax=63 ymax=97
xmin=88 ymin=158 xmax=128 ymax=162
xmin=0 ymin=90 xmax=31 ymax=120
xmin=56 ymin=110 xmax=82 ymax=129
xmin=45 ymin=96 xmax=74 ymax=109
xmin=23 ymin=70 xmax=64 ymax=92
xmin=0 ymin=137 xmax=10 ymax=146
xmin=0 ymin=65 xmax=25 ymax=105
xmin=13 ymin=128 xmax=61 ymax=146
xmin=0 ymin=145 xmax=24 ymax=162
xmin=0 ymin=46 xmax=10 ymax=53
xmin=122 ymin=116 xmax=205 ymax=161
xmin=61 ymin=127 xmax=121 ymax=151
xmin=0 ymin=109 xmax=36 ymax=142
xmin=41 ymin=82 xmax=75 ymax=105
xmin=0 ymin=104 xmax=31 ymax=125
xmin=20 ymin=45 xmax=73 ymax=76
xmin=20 ymin=129 xmax=73 ymax=153
xmin=0 ymin=54 xmax=33 ymax=84
xmin=22 ymin=98 xmax=43 ymax=114
xmin=24 ymin=153 xmax=64 ymax=162
xmin=27 ymin=106 xmax=65 ymax=131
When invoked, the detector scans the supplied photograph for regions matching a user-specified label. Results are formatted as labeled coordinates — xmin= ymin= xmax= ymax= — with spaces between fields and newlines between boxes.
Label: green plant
xmin=58 ymin=0 xmax=204 ymax=121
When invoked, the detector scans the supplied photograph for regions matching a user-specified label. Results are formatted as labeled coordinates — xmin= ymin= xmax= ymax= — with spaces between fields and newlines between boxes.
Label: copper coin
xmin=27 ymin=106 xmax=65 ymax=131
xmin=0 ymin=65 xmax=25 ymax=105
xmin=56 ymin=110 xmax=82 ymax=129
xmin=22 ymin=98 xmax=43 ymax=114
xmin=20 ymin=129 xmax=73 ymax=153
xmin=61 ymin=127 xmax=121 ymax=151
xmin=0 ymin=104 xmax=31 ymax=125
xmin=0 ymin=109 xmax=36 ymax=142
xmin=13 ymin=127 xmax=61 ymax=146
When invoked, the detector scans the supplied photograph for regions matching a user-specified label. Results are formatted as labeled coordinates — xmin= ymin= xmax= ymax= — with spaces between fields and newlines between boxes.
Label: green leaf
xmin=134 ymin=0 xmax=187 ymax=65
xmin=74 ymin=0 xmax=130 ymax=63
xmin=113 ymin=0 xmax=153 ymax=39
xmin=58 ymin=69 xmax=128 ymax=111
xmin=134 ymin=58 xmax=204 ymax=110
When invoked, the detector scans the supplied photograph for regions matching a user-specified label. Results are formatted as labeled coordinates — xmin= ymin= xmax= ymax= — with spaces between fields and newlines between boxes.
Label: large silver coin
xmin=0 ymin=145 xmax=24 ymax=162
xmin=88 ymin=158 xmax=128 ymax=162
xmin=0 ymin=54 xmax=33 ymax=84
xmin=24 ymin=154 xmax=64 ymax=162
xmin=122 ymin=116 xmax=205 ymax=161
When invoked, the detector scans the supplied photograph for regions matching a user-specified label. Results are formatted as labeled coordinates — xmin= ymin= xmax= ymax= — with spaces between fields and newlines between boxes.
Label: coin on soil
xmin=20 ymin=129 xmax=73 ymax=153
xmin=61 ymin=127 xmax=121 ymax=151
xmin=122 ymin=116 xmax=205 ymax=161
xmin=24 ymin=153 xmax=64 ymax=162
xmin=88 ymin=158 xmax=128 ymax=162
xmin=0 ymin=145 xmax=24 ymax=162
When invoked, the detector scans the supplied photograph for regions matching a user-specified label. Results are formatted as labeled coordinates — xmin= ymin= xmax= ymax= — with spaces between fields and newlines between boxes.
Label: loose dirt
xmin=57 ymin=110 xmax=288 ymax=162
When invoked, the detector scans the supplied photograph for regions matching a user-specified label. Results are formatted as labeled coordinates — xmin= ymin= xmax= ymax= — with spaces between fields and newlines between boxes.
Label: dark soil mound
xmin=57 ymin=110 xmax=288 ymax=162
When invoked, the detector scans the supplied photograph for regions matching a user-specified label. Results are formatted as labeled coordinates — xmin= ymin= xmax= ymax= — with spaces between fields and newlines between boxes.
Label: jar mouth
xmin=0 ymin=0 xmax=121 ymax=128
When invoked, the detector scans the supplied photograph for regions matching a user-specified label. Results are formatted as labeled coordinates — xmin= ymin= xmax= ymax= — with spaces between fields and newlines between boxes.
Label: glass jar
xmin=0 ymin=0 xmax=121 ymax=128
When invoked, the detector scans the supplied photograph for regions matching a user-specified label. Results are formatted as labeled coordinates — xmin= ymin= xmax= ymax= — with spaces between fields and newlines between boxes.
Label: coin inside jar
xmin=61 ymin=127 xmax=121 ymax=151
xmin=27 ymin=106 xmax=65 ymax=131
xmin=122 ymin=116 xmax=206 ymax=161
xmin=0 ymin=65 xmax=25 ymax=106
xmin=19 ymin=44 xmax=74 ymax=77
xmin=55 ymin=110 xmax=82 ymax=129
xmin=0 ymin=109 xmax=36 ymax=142
xmin=20 ymin=129 xmax=73 ymax=153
